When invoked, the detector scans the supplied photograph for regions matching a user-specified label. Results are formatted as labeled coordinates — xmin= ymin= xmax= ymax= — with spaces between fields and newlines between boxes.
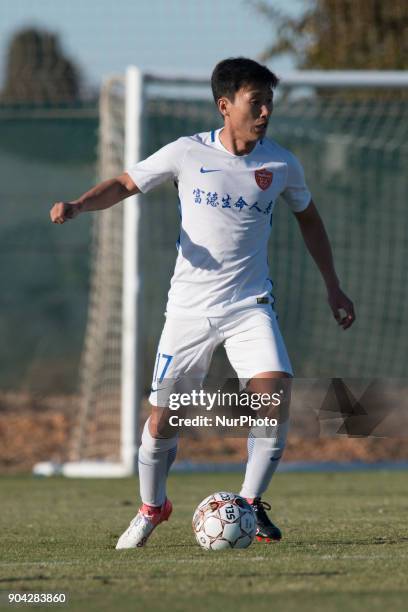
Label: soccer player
xmin=50 ymin=57 xmax=355 ymax=547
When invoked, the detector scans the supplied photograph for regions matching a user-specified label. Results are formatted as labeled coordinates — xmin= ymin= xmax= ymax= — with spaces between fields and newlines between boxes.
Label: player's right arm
xmin=49 ymin=173 xmax=139 ymax=224
xmin=51 ymin=136 xmax=186 ymax=224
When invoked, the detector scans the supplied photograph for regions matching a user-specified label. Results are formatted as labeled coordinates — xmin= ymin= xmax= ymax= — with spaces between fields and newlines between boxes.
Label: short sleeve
xmin=126 ymin=137 xmax=187 ymax=193
xmin=281 ymin=153 xmax=311 ymax=213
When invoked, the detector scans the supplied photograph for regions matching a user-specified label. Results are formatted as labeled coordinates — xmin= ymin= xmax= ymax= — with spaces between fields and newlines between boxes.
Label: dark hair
xmin=211 ymin=57 xmax=279 ymax=105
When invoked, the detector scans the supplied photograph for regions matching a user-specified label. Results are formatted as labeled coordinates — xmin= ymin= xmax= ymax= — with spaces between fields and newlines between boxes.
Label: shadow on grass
xmin=289 ymin=536 xmax=408 ymax=546
xmin=0 ymin=575 xmax=50 ymax=582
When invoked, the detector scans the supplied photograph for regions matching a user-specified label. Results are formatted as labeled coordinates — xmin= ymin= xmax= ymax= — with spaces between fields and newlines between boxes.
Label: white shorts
xmin=149 ymin=305 xmax=293 ymax=407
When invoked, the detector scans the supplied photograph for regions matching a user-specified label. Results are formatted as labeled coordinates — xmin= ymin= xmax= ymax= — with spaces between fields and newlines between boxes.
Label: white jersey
xmin=127 ymin=127 xmax=311 ymax=317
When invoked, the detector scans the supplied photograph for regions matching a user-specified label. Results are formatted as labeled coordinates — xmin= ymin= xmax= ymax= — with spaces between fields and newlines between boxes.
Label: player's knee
xmin=148 ymin=410 xmax=173 ymax=439
xmin=141 ymin=416 xmax=178 ymax=454
xmin=247 ymin=371 xmax=292 ymax=396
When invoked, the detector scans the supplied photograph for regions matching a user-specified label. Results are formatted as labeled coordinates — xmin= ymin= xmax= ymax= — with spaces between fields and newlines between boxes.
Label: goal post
xmin=33 ymin=68 xmax=408 ymax=477
xmin=121 ymin=66 xmax=144 ymax=475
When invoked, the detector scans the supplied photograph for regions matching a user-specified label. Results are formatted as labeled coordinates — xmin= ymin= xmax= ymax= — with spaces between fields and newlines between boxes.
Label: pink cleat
xmin=115 ymin=498 xmax=173 ymax=549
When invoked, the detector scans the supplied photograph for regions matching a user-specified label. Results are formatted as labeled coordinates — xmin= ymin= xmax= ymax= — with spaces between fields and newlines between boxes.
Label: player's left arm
xmin=294 ymin=200 xmax=355 ymax=330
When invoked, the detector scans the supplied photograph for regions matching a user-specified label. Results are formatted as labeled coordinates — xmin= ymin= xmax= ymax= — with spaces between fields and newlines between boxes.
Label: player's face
xmin=224 ymin=84 xmax=273 ymax=141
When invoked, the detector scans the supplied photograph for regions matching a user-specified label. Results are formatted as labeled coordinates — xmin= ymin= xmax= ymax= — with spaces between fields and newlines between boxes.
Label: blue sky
xmin=0 ymin=0 xmax=305 ymax=89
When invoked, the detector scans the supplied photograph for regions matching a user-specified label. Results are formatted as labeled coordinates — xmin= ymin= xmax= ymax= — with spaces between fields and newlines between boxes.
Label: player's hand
xmin=50 ymin=201 xmax=81 ymax=224
xmin=327 ymin=286 xmax=355 ymax=330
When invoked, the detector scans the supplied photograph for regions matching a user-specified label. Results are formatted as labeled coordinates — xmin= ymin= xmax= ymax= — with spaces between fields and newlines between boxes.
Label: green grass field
xmin=1 ymin=471 xmax=407 ymax=611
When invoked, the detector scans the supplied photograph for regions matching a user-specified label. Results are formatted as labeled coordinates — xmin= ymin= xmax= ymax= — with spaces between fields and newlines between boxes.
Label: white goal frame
xmin=33 ymin=68 xmax=408 ymax=477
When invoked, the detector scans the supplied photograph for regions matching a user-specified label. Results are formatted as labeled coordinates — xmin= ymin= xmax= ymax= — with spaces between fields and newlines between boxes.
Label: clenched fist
xmin=50 ymin=201 xmax=81 ymax=224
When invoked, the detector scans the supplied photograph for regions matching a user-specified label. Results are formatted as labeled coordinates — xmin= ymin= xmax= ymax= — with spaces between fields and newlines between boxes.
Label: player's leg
xmin=223 ymin=306 xmax=293 ymax=541
xmin=137 ymin=406 xmax=179 ymax=509
xmin=240 ymin=370 xmax=291 ymax=541
xmin=116 ymin=315 xmax=217 ymax=549
xmin=115 ymin=406 xmax=177 ymax=550
xmin=139 ymin=314 xmax=217 ymax=511
xmin=240 ymin=371 xmax=291 ymax=504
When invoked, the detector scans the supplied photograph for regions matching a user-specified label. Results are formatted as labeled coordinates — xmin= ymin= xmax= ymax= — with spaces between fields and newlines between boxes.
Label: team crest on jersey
xmin=255 ymin=169 xmax=273 ymax=190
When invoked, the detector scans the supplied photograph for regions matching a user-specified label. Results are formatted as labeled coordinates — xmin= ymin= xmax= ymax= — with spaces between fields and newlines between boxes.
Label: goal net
xmin=34 ymin=68 xmax=408 ymax=476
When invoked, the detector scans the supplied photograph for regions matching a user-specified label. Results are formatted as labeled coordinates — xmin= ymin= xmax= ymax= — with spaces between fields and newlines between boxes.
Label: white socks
xmin=239 ymin=420 xmax=289 ymax=500
xmin=138 ymin=418 xmax=178 ymax=507
xmin=138 ymin=415 xmax=288 ymax=505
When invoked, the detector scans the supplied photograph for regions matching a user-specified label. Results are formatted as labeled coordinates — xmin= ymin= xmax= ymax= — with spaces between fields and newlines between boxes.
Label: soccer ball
xmin=192 ymin=491 xmax=256 ymax=550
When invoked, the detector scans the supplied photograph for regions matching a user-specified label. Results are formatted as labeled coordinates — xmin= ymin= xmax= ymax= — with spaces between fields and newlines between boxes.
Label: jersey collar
xmin=213 ymin=127 xmax=262 ymax=158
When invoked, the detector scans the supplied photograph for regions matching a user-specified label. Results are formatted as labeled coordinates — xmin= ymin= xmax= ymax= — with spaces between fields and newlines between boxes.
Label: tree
xmin=252 ymin=0 xmax=407 ymax=69
xmin=1 ymin=28 xmax=81 ymax=103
